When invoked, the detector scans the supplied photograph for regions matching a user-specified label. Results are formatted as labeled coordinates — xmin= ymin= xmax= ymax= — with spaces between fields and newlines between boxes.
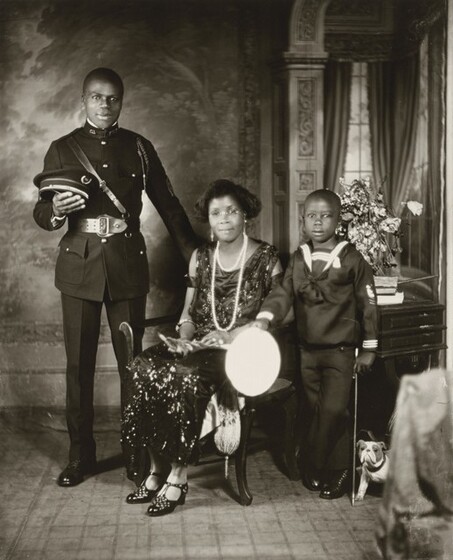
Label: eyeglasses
xmin=209 ymin=207 xmax=242 ymax=218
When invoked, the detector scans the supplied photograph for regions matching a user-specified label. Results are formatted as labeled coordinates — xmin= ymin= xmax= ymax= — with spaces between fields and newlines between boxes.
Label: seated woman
xmin=121 ymin=179 xmax=282 ymax=516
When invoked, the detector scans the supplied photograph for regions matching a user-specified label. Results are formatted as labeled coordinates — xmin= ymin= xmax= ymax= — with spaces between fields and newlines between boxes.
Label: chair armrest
xmin=139 ymin=313 xmax=181 ymax=329
xmin=119 ymin=321 xmax=135 ymax=364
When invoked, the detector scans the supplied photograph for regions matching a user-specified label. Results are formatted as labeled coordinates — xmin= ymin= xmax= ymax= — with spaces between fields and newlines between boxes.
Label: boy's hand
xmin=354 ymin=351 xmax=376 ymax=375
xmin=248 ymin=318 xmax=270 ymax=331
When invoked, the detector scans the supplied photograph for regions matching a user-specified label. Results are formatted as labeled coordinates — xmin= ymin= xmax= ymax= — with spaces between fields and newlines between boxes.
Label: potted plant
xmin=337 ymin=177 xmax=423 ymax=302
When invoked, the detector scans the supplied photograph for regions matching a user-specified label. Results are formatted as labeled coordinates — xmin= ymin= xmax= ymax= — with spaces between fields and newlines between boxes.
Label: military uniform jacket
xmin=33 ymin=122 xmax=198 ymax=302
xmin=259 ymin=242 xmax=378 ymax=349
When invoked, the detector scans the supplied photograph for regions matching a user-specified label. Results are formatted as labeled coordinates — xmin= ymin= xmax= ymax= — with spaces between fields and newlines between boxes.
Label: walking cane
xmin=351 ymin=371 xmax=358 ymax=506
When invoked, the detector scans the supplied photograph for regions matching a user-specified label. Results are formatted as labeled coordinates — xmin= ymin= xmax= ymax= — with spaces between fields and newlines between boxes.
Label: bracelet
xmin=175 ymin=319 xmax=196 ymax=333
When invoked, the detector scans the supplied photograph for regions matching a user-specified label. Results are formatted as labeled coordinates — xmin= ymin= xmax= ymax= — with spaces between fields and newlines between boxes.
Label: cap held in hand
xmin=225 ymin=327 xmax=281 ymax=396
xmin=33 ymin=168 xmax=98 ymax=200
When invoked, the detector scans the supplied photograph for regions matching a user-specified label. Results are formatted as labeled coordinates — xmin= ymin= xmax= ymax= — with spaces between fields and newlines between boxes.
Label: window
xmin=399 ymin=37 xmax=435 ymax=298
xmin=343 ymin=62 xmax=372 ymax=184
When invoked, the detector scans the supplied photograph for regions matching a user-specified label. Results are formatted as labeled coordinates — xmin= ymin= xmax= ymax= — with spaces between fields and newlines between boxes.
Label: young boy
xmin=254 ymin=189 xmax=378 ymax=499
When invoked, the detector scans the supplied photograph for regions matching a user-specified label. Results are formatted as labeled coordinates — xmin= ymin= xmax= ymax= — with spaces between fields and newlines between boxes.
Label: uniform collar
xmin=83 ymin=120 xmax=119 ymax=138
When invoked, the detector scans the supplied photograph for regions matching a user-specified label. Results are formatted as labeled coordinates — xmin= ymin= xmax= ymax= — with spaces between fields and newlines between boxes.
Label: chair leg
xmin=282 ymin=392 xmax=301 ymax=481
xmin=235 ymin=407 xmax=255 ymax=506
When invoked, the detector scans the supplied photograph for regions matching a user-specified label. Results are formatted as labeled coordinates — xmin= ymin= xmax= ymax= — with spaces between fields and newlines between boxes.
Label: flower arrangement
xmin=337 ymin=177 xmax=422 ymax=276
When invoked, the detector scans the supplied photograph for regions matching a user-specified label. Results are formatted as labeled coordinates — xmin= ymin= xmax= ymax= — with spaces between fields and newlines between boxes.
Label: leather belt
xmin=74 ymin=215 xmax=128 ymax=237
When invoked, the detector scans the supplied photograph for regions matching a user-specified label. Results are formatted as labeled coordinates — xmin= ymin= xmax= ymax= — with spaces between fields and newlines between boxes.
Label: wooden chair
xmin=119 ymin=317 xmax=301 ymax=505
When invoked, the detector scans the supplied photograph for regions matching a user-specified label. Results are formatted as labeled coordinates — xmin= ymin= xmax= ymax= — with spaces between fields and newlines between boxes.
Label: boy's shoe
xmin=319 ymin=469 xmax=350 ymax=499
xmin=302 ymin=464 xmax=323 ymax=492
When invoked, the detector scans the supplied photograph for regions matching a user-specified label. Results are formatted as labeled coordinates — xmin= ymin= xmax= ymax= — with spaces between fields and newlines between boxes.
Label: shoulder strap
xmin=136 ymin=137 xmax=148 ymax=189
xmin=66 ymin=136 xmax=128 ymax=216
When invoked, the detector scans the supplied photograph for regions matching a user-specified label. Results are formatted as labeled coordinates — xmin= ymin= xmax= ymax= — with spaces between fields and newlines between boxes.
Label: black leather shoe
xmin=319 ymin=469 xmax=350 ymax=500
xmin=57 ymin=460 xmax=96 ymax=487
xmin=301 ymin=465 xmax=322 ymax=492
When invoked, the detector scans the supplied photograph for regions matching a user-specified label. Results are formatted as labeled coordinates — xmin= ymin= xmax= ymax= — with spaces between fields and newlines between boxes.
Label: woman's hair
xmin=194 ymin=179 xmax=262 ymax=221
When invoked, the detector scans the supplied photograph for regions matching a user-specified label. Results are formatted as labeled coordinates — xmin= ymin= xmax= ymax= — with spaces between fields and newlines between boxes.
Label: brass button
xmin=102 ymin=163 xmax=109 ymax=168
xmin=101 ymin=238 xmax=108 ymax=244
xmin=101 ymin=140 xmax=107 ymax=145
xmin=65 ymin=247 xmax=69 ymax=252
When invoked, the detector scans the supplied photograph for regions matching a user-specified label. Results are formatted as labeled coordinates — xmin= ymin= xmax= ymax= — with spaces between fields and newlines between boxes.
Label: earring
xmin=210 ymin=229 xmax=214 ymax=242
xmin=243 ymin=219 xmax=247 ymax=238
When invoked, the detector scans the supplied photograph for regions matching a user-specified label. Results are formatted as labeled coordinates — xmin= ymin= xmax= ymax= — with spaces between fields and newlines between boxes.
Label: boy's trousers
xmin=300 ymin=345 xmax=355 ymax=471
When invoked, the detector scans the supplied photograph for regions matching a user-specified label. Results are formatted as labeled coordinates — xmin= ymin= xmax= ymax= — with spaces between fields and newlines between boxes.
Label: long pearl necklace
xmin=216 ymin=234 xmax=248 ymax=272
xmin=211 ymin=234 xmax=248 ymax=332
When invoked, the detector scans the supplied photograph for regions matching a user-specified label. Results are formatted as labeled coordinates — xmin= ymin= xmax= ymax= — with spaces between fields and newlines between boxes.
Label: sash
xmin=66 ymin=136 xmax=128 ymax=217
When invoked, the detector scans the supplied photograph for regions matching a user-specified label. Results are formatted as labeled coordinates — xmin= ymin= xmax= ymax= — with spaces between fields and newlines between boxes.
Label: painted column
xmin=271 ymin=0 xmax=330 ymax=255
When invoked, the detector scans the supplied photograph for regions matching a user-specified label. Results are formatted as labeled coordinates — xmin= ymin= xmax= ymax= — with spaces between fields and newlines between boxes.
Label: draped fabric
xmin=368 ymin=54 xmax=420 ymax=216
xmin=428 ymin=18 xmax=446 ymax=300
xmin=324 ymin=60 xmax=352 ymax=192
xmin=376 ymin=369 xmax=453 ymax=560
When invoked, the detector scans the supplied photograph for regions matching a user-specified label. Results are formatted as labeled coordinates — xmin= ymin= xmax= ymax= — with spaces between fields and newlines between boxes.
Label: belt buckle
xmin=97 ymin=214 xmax=113 ymax=238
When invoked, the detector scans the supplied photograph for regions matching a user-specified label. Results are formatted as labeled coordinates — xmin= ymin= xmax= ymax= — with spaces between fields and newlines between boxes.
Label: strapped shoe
xmin=319 ymin=469 xmax=350 ymax=500
xmin=146 ymin=481 xmax=188 ymax=517
xmin=57 ymin=459 xmax=97 ymax=487
xmin=126 ymin=472 xmax=163 ymax=504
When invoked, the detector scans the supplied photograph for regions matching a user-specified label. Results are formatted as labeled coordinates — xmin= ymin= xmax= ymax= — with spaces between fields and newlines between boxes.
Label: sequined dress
xmin=122 ymin=242 xmax=279 ymax=474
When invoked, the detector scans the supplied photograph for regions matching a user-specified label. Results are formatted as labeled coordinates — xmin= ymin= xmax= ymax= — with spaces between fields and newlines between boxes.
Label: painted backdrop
xmin=0 ymin=0 xmax=263 ymax=406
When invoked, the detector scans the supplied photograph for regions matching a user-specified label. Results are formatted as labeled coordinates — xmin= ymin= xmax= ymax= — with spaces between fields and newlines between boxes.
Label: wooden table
xmin=357 ymin=300 xmax=446 ymax=439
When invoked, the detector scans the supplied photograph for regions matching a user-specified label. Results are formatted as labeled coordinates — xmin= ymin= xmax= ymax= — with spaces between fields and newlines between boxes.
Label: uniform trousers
xmin=61 ymin=291 xmax=146 ymax=463
xmin=300 ymin=346 xmax=355 ymax=471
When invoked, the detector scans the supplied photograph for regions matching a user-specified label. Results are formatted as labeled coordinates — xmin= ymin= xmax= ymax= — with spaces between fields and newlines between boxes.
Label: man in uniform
xmin=33 ymin=67 xmax=199 ymax=487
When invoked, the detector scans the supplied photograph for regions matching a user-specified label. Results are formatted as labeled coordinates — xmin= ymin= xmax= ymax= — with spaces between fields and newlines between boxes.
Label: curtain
xmin=323 ymin=60 xmax=352 ymax=192
xmin=428 ymin=18 xmax=446 ymax=302
xmin=368 ymin=54 xmax=420 ymax=216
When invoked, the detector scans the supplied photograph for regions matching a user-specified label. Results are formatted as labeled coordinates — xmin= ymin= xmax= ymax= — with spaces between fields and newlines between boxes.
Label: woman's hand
xmin=158 ymin=334 xmax=194 ymax=356
xmin=200 ymin=330 xmax=232 ymax=347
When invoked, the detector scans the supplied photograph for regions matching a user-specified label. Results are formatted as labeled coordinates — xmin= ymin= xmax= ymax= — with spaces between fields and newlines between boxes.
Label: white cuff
xmin=362 ymin=339 xmax=378 ymax=350
xmin=256 ymin=311 xmax=274 ymax=322
xmin=51 ymin=213 xmax=66 ymax=229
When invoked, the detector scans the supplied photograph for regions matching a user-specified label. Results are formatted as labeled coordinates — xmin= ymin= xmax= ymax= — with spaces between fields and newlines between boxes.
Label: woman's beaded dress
xmin=122 ymin=242 xmax=279 ymax=477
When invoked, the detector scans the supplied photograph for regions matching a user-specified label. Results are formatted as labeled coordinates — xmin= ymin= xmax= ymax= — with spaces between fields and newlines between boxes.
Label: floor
xmin=0 ymin=408 xmax=383 ymax=560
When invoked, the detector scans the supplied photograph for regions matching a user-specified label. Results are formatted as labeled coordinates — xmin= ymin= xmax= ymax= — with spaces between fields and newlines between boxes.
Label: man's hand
xmin=354 ymin=351 xmax=376 ymax=375
xmin=52 ymin=191 xmax=86 ymax=217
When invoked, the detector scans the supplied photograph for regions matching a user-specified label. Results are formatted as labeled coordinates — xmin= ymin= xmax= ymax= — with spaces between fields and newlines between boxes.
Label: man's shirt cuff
xmin=51 ymin=213 xmax=66 ymax=229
